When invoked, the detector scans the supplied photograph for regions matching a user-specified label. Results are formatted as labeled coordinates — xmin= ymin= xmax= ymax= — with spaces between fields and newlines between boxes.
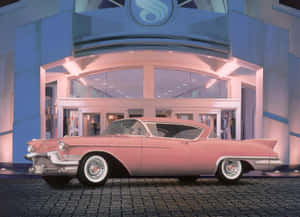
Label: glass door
xmin=199 ymin=114 xmax=218 ymax=138
xmin=63 ymin=109 xmax=79 ymax=136
xmin=83 ymin=113 xmax=101 ymax=136
xmin=221 ymin=110 xmax=236 ymax=140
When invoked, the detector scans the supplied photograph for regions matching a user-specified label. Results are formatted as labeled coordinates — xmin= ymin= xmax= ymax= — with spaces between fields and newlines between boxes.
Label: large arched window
xmin=154 ymin=68 xmax=228 ymax=98
xmin=70 ymin=68 xmax=143 ymax=98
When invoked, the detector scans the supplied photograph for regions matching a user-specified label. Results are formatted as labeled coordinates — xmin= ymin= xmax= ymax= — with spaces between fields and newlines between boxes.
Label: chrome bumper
xmin=25 ymin=151 xmax=79 ymax=176
xmin=254 ymin=159 xmax=283 ymax=171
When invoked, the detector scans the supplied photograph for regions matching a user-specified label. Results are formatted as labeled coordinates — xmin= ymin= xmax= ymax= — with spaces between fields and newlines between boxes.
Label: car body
xmin=25 ymin=118 xmax=282 ymax=186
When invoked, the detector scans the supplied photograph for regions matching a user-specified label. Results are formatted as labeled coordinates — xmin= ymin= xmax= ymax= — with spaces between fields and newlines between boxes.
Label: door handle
xmin=181 ymin=141 xmax=189 ymax=145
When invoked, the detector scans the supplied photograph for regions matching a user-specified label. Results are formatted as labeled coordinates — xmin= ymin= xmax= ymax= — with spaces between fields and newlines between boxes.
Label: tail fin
xmin=245 ymin=139 xmax=277 ymax=149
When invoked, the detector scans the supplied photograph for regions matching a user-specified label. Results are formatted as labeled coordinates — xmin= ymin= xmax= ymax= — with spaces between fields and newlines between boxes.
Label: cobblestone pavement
xmin=1 ymin=177 xmax=300 ymax=217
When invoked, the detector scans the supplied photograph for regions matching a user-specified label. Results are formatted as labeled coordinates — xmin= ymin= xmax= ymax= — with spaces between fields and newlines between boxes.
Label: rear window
xmin=146 ymin=123 xmax=202 ymax=140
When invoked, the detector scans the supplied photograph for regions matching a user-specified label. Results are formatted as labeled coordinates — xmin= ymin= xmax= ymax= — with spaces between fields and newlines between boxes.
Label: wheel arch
xmin=79 ymin=151 xmax=131 ymax=178
xmin=215 ymin=156 xmax=255 ymax=174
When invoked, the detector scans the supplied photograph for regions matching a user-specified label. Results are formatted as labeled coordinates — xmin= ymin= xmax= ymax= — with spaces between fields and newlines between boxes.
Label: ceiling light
xmin=205 ymin=59 xmax=240 ymax=88
xmin=205 ymin=79 xmax=217 ymax=89
xmin=63 ymin=58 xmax=82 ymax=76
xmin=79 ymin=78 xmax=87 ymax=86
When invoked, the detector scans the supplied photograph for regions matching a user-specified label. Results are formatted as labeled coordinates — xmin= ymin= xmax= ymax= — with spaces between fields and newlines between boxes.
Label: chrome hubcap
xmin=84 ymin=156 xmax=108 ymax=183
xmin=221 ymin=159 xmax=242 ymax=180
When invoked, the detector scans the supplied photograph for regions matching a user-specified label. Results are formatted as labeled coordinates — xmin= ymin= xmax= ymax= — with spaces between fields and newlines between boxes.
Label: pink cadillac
xmin=25 ymin=118 xmax=281 ymax=187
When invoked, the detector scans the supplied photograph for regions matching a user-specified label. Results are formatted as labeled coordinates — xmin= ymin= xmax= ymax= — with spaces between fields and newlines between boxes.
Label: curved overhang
xmin=73 ymin=6 xmax=230 ymax=58
xmin=74 ymin=34 xmax=230 ymax=58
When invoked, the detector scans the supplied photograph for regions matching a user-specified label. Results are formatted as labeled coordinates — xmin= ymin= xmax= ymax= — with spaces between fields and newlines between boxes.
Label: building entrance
xmin=56 ymin=98 xmax=240 ymax=139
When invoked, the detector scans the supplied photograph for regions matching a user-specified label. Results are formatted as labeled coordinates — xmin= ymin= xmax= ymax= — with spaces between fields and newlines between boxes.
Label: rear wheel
xmin=216 ymin=159 xmax=243 ymax=184
xmin=77 ymin=154 xmax=109 ymax=187
xmin=42 ymin=176 xmax=72 ymax=188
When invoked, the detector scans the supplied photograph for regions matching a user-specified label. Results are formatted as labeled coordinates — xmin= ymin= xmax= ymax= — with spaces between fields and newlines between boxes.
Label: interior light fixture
xmin=205 ymin=59 xmax=240 ymax=88
xmin=205 ymin=79 xmax=217 ymax=89
xmin=63 ymin=58 xmax=82 ymax=77
xmin=79 ymin=78 xmax=87 ymax=86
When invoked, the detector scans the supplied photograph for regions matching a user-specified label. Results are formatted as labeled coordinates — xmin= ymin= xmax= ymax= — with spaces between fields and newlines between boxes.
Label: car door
xmin=140 ymin=123 xmax=191 ymax=176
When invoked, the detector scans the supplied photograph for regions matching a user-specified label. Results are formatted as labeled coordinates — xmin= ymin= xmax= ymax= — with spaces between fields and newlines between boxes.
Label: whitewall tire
xmin=78 ymin=154 xmax=109 ymax=186
xmin=216 ymin=159 xmax=243 ymax=184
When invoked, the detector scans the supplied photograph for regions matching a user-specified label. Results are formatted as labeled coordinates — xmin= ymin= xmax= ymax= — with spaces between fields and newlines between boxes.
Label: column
xmin=143 ymin=65 xmax=155 ymax=117
xmin=13 ymin=23 xmax=42 ymax=163
xmin=262 ymin=25 xmax=289 ymax=165
xmin=288 ymin=54 xmax=300 ymax=166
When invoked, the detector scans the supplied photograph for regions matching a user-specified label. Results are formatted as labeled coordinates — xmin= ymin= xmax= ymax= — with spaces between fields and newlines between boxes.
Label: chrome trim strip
xmin=47 ymin=151 xmax=79 ymax=166
xmin=25 ymin=151 xmax=79 ymax=166
xmin=68 ymin=145 xmax=141 ymax=148
xmin=25 ymin=153 xmax=47 ymax=159
xmin=216 ymin=156 xmax=280 ymax=167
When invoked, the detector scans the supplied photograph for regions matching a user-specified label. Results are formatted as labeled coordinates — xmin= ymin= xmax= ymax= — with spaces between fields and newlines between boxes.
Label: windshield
xmin=102 ymin=119 xmax=147 ymax=136
xmin=146 ymin=122 xmax=202 ymax=140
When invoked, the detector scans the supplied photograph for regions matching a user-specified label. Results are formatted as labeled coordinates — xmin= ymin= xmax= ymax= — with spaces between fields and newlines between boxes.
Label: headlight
xmin=58 ymin=140 xmax=68 ymax=151
xmin=27 ymin=145 xmax=34 ymax=153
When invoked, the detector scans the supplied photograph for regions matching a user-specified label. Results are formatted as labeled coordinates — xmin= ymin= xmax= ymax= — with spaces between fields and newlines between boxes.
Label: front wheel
xmin=216 ymin=159 xmax=243 ymax=184
xmin=77 ymin=154 xmax=109 ymax=187
xmin=42 ymin=176 xmax=72 ymax=188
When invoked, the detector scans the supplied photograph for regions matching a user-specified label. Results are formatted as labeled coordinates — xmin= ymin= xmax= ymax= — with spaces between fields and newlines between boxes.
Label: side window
xmin=103 ymin=119 xmax=146 ymax=136
xmin=146 ymin=123 xmax=202 ymax=139
xmin=129 ymin=121 xmax=147 ymax=136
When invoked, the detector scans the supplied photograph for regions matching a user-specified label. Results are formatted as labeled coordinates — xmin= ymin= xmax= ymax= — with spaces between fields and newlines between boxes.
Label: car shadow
xmin=46 ymin=178 xmax=254 ymax=190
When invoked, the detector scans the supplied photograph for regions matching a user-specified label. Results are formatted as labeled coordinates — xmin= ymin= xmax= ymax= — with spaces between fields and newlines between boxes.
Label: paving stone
xmin=1 ymin=177 xmax=300 ymax=216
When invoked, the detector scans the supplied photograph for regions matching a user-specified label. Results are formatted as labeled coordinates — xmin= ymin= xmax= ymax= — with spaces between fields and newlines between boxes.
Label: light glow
xmin=205 ymin=79 xmax=217 ymax=89
xmin=205 ymin=59 xmax=240 ymax=88
xmin=79 ymin=78 xmax=87 ymax=86
xmin=63 ymin=58 xmax=82 ymax=77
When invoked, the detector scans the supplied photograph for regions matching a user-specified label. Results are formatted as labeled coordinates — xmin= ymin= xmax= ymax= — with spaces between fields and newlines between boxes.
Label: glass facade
xmin=155 ymin=68 xmax=227 ymax=99
xmin=83 ymin=113 xmax=101 ymax=136
xmin=75 ymin=0 xmax=125 ymax=13
xmin=45 ymin=82 xmax=57 ymax=139
xmin=177 ymin=0 xmax=228 ymax=13
xmin=75 ymin=0 xmax=227 ymax=13
xmin=63 ymin=109 xmax=79 ymax=136
xmin=70 ymin=68 xmax=143 ymax=98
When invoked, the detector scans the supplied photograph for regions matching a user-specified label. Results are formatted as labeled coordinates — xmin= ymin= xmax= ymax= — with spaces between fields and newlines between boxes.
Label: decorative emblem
xmin=130 ymin=0 xmax=174 ymax=26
